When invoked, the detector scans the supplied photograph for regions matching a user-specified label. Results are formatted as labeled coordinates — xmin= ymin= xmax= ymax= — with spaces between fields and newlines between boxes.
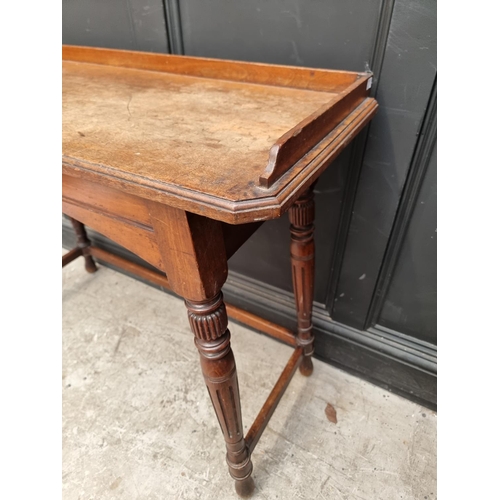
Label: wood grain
xmin=63 ymin=61 xmax=335 ymax=197
xmin=260 ymin=79 xmax=371 ymax=187
xmin=62 ymin=174 xmax=164 ymax=270
xmin=245 ymin=346 xmax=303 ymax=454
xmin=63 ymin=202 xmax=163 ymax=271
xmin=89 ymin=246 xmax=171 ymax=290
xmin=63 ymin=45 xmax=361 ymax=92
xmin=146 ymin=201 xmax=227 ymax=300
xmin=62 ymin=46 xmax=378 ymax=224
xmin=63 ymin=174 xmax=152 ymax=228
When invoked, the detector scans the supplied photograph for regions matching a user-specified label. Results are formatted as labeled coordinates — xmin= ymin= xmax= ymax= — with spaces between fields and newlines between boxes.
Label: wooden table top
xmin=63 ymin=46 xmax=377 ymax=224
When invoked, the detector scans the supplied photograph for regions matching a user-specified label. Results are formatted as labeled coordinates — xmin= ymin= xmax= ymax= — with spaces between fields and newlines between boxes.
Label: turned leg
xmin=288 ymin=185 xmax=315 ymax=376
xmin=69 ymin=217 xmax=97 ymax=273
xmin=147 ymin=202 xmax=254 ymax=495
xmin=186 ymin=293 xmax=255 ymax=497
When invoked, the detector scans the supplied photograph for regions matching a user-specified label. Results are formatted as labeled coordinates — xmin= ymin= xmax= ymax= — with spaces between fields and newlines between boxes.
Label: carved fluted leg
xmin=147 ymin=203 xmax=254 ymax=494
xmin=69 ymin=217 xmax=97 ymax=273
xmin=288 ymin=186 xmax=315 ymax=376
xmin=186 ymin=293 xmax=255 ymax=498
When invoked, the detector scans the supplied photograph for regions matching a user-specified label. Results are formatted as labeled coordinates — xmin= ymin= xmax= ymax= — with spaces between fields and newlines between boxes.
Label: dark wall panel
xmin=179 ymin=0 xmax=382 ymax=70
xmin=62 ymin=0 xmax=168 ymax=53
xmin=378 ymin=142 xmax=436 ymax=342
xmin=331 ymin=0 xmax=437 ymax=329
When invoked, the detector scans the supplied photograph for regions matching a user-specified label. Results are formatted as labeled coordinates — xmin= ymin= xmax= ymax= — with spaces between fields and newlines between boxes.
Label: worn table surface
xmin=63 ymin=46 xmax=377 ymax=223
xmin=63 ymin=62 xmax=333 ymax=197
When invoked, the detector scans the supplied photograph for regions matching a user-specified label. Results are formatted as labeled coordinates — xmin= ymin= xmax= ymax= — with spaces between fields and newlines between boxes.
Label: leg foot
xmin=299 ymin=356 xmax=314 ymax=377
xmin=235 ymin=475 xmax=255 ymax=498
xmin=83 ymin=255 xmax=97 ymax=274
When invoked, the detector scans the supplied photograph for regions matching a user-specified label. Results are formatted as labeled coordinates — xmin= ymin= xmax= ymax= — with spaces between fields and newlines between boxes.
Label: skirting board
xmin=62 ymin=218 xmax=436 ymax=410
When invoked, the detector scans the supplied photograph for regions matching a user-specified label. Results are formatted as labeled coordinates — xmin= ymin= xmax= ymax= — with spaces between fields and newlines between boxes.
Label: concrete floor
xmin=62 ymin=254 xmax=436 ymax=500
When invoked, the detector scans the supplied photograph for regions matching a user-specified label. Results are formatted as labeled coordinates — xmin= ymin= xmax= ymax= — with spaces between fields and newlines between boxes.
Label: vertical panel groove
xmin=125 ymin=0 xmax=138 ymax=47
xmin=365 ymin=78 xmax=437 ymax=329
xmin=368 ymin=0 xmax=396 ymax=94
xmin=324 ymin=0 xmax=395 ymax=317
xmin=163 ymin=0 xmax=184 ymax=54
xmin=326 ymin=0 xmax=436 ymax=329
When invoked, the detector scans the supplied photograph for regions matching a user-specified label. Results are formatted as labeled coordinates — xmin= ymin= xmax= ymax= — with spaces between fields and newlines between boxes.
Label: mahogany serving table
xmin=62 ymin=45 xmax=377 ymax=497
